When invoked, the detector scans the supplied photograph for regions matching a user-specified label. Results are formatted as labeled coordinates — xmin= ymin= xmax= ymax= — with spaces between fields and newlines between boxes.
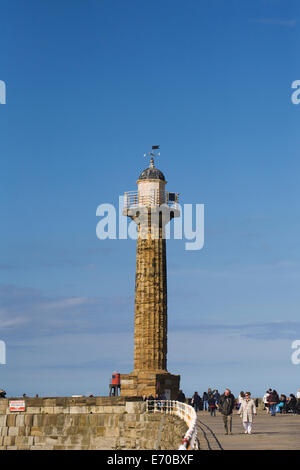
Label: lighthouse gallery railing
xmin=124 ymin=191 xmax=179 ymax=210
xmin=145 ymin=400 xmax=198 ymax=450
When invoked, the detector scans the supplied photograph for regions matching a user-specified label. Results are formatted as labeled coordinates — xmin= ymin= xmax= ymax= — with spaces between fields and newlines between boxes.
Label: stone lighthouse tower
xmin=120 ymin=147 xmax=180 ymax=399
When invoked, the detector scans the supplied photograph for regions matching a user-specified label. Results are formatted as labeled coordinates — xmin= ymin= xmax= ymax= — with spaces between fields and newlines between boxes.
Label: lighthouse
xmin=120 ymin=147 xmax=180 ymax=399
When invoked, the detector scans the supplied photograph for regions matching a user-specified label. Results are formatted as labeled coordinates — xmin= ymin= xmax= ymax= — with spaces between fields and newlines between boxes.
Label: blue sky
xmin=1 ymin=0 xmax=300 ymax=397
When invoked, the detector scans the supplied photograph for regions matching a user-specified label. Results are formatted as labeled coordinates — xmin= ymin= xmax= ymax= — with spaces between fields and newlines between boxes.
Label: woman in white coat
xmin=238 ymin=392 xmax=257 ymax=434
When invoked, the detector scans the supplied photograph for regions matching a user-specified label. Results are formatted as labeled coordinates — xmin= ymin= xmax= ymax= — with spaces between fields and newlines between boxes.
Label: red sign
xmin=9 ymin=400 xmax=26 ymax=412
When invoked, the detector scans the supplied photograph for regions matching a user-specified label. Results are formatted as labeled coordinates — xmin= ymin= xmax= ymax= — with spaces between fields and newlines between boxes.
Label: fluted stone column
xmin=134 ymin=223 xmax=167 ymax=372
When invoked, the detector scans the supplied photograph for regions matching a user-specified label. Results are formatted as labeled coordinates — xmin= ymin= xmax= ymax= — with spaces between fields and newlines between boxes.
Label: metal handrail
xmin=124 ymin=191 xmax=160 ymax=208
xmin=145 ymin=400 xmax=198 ymax=450
xmin=124 ymin=191 xmax=179 ymax=210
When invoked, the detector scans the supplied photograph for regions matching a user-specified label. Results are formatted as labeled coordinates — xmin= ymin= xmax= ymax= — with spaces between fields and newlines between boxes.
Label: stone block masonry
xmin=120 ymin=210 xmax=180 ymax=399
xmin=134 ymin=235 xmax=168 ymax=372
xmin=0 ymin=397 xmax=187 ymax=450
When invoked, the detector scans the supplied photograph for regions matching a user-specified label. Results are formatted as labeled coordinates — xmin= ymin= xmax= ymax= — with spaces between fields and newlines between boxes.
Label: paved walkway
xmin=196 ymin=410 xmax=300 ymax=450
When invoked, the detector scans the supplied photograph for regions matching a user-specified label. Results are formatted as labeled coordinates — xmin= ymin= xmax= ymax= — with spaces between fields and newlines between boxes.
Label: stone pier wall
xmin=0 ymin=397 xmax=187 ymax=450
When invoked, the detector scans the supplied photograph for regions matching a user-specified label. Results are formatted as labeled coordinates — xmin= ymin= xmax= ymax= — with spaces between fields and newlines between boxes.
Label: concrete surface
xmin=197 ymin=410 xmax=300 ymax=450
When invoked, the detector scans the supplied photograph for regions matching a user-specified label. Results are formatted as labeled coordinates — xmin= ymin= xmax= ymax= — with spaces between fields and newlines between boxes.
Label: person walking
xmin=238 ymin=391 xmax=245 ymax=410
xmin=263 ymin=389 xmax=271 ymax=413
xmin=203 ymin=391 xmax=209 ymax=411
xmin=213 ymin=389 xmax=221 ymax=406
xmin=208 ymin=393 xmax=217 ymax=417
xmin=238 ymin=392 xmax=257 ymax=434
xmin=191 ymin=392 xmax=201 ymax=412
xmin=218 ymin=389 xmax=235 ymax=435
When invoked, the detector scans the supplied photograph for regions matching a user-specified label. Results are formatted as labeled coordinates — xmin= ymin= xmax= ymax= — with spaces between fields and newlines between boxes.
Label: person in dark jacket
xmin=285 ymin=394 xmax=297 ymax=414
xmin=213 ymin=389 xmax=221 ymax=406
xmin=208 ymin=394 xmax=217 ymax=417
xmin=218 ymin=389 xmax=235 ymax=434
xmin=278 ymin=394 xmax=287 ymax=413
xmin=177 ymin=390 xmax=186 ymax=403
xmin=147 ymin=394 xmax=155 ymax=412
xmin=191 ymin=392 xmax=201 ymax=412
xmin=203 ymin=392 xmax=209 ymax=411
xmin=268 ymin=389 xmax=279 ymax=416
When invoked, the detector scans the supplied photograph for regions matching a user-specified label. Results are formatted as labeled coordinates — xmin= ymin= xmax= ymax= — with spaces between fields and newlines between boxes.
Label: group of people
xmin=193 ymin=388 xmax=257 ymax=434
xmin=191 ymin=389 xmax=221 ymax=416
xmin=263 ymin=389 xmax=300 ymax=416
xmin=189 ymin=386 xmax=300 ymax=435
xmin=142 ymin=392 xmax=168 ymax=411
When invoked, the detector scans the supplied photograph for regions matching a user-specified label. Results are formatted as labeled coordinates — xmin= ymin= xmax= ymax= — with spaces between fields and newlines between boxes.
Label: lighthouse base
xmin=120 ymin=371 xmax=180 ymax=400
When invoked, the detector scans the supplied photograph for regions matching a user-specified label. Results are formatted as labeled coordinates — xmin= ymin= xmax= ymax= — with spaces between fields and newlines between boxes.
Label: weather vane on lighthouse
xmin=144 ymin=145 xmax=160 ymax=167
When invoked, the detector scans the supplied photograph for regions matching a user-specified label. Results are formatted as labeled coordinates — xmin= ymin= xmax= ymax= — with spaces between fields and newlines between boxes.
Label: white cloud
xmin=0 ymin=283 xmax=131 ymax=337
xmin=38 ymin=296 xmax=93 ymax=310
